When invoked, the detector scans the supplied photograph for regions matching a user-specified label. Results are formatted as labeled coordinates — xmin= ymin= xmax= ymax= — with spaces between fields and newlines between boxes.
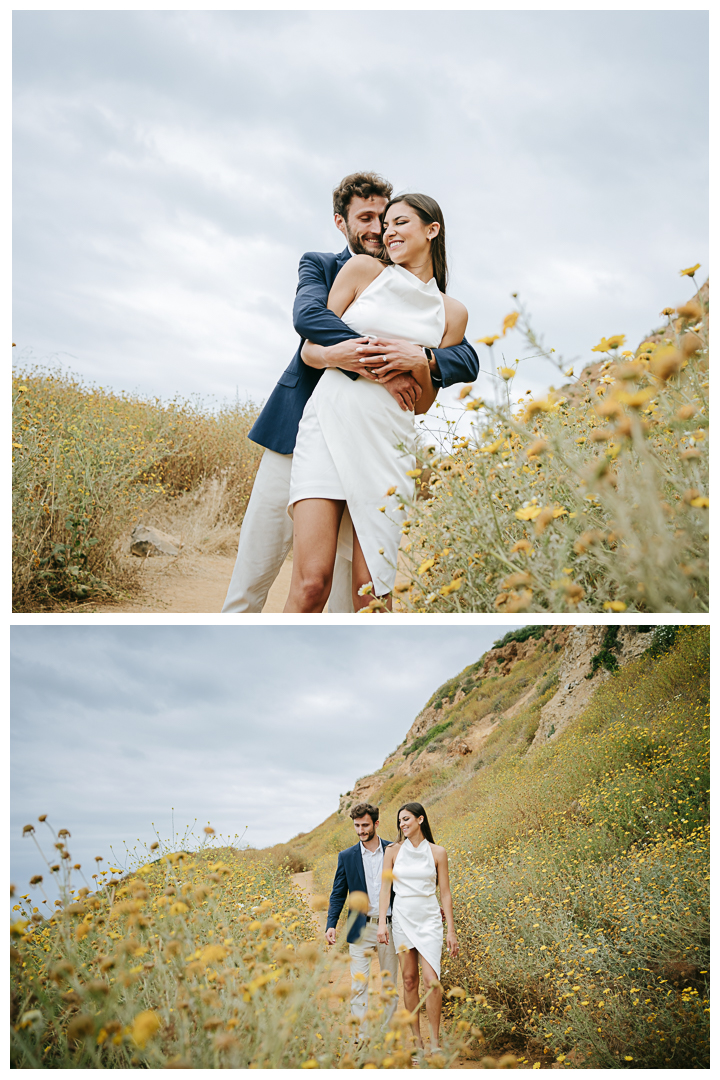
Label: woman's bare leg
xmin=398 ymin=949 xmax=422 ymax=1047
xmin=351 ymin=526 xmax=392 ymax=612
xmin=284 ymin=499 xmax=345 ymax=612
xmin=418 ymin=955 xmax=442 ymax=1049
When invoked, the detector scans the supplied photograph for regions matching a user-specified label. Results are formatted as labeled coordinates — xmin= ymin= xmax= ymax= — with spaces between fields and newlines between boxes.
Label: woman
xmin=377 ymin=802 xmax=458 ymax=1054
xmin=283 ymin=195 xmax=468 ymax=613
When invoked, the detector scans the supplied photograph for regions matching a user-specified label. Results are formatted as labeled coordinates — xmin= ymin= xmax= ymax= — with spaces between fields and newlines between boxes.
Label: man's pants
xmin=221 ymin=447 xmax=354 ymax=613
xmin=349 ymin=918 xmax=399 ymax=1030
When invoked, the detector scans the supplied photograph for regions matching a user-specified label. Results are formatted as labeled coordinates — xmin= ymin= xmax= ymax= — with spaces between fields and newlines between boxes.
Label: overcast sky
xmin=12 ymin=10 xmax=708 ymax=417
xmin=10 ymin=624 xmax=521 ymax=896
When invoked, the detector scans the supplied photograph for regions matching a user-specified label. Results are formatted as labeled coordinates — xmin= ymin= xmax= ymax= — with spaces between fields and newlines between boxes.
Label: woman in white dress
xmin=283 ymin=195 xmax=469 ymax=612
xmin=377 ymin=802 xmax=458 ymax=1053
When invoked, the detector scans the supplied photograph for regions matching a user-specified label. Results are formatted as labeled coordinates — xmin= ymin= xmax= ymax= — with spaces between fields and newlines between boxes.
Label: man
xmin=222 ymin=171 xmax=479 ymax=613
xmin=325 ymin=802 xmax=398 ymax=1029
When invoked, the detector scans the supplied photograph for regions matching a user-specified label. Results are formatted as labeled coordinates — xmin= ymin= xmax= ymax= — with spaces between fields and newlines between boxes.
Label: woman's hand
xmin=377 ymin=920 xmax=389 ymax=946
xmin=446 ymin=928 xmax=459 ymax=959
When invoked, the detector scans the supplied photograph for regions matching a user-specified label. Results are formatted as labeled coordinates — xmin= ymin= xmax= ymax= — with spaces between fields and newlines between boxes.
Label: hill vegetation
xmin=290 ymin=625 xmax=709 ymax=1068
xmin=12 ymin=366 xmax=262 ymax=610
xmin=395 ymin=275 xmax=709 ymax=613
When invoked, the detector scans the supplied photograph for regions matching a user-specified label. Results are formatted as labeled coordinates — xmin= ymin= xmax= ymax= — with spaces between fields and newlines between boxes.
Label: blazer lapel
xmin=354 ymin=841 xmax=366 ymax=891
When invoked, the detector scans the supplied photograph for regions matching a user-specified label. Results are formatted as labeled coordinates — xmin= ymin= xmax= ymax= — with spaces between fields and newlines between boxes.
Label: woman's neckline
xmin=387 ymin=263 xmax=438 ymax=290
xmin=404 ymin=836 xmax=428 ymax=849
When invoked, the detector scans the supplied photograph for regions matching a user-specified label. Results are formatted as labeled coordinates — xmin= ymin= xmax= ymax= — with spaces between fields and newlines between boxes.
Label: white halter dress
xmin=391 ymin=838 xmax=443 ymax=977
xmin=288 ymin=263 xmax=445 ymax=596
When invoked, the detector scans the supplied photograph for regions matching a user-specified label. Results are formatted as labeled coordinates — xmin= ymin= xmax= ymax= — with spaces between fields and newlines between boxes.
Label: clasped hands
xmin=324 ymin=336 xmax=430 ymax=412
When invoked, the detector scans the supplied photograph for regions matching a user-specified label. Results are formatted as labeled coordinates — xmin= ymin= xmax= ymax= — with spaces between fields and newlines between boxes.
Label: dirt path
xmin=85 ymin=552 xmax=294 ymax=614
xmin=83 ymin=547 xmax=411 ymax=615
xmin=291 ymin=871 xmax=473 ymax=1065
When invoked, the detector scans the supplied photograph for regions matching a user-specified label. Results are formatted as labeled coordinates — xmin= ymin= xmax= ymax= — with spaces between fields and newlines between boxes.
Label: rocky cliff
xmin=339 ymin=625 xmax=653 ymax=814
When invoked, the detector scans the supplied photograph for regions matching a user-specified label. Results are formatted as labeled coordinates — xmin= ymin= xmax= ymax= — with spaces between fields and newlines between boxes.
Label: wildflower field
xmin=12 ymin=832 xmax=473 ymax=1069
xmin=299 ymin=626 xmax=710 ymax=1068
xmin=393 ymin=272 xmax=709 ymax=613
xmin=12 ymin=367 xmax=262 ymax=610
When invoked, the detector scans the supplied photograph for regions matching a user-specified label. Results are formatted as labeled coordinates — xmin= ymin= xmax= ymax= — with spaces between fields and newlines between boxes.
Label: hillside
xmin=289 ymin=625 xmax=709 ymax=1069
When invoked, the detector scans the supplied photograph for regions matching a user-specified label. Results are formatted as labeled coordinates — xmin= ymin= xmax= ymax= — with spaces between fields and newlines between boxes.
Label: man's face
xmin=335 ymin=194 xmax=388 ymax=257
xmin=352 ymin=814 xmax=377 ymax=843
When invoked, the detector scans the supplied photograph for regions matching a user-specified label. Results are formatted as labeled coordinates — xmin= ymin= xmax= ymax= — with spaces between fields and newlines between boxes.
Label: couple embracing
xmin=222 ymin=171 xmax=479 ymax=614
xmin=325 ymin=801 xmax=458 ymax=1054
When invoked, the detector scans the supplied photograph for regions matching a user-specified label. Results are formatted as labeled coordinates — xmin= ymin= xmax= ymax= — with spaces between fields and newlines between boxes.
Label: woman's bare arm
xmin=300 ymin=256 xmax=385 ymax=368
xmin=434 ymin=845 xmax=458 ymax=958
xmin=439 ymin=295 xmax=469 ymax=349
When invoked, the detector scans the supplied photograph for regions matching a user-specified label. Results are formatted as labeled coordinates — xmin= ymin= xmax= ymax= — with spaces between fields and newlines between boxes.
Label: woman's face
xmin=383 ymin=202 xmax=438 ymax=266
xmin=398 ymin=809 xmax=423 ymax=839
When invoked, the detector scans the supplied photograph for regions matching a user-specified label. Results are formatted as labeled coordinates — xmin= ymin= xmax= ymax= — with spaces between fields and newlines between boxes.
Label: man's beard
xmin=347 ymin=225 xmax=384 ymax=259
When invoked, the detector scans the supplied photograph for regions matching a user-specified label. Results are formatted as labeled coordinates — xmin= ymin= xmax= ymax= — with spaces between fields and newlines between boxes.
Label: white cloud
xmin=12 ymin=10 xmax=707 ymax=412
xmin=11 ymin=624 xmax=522 ymax=895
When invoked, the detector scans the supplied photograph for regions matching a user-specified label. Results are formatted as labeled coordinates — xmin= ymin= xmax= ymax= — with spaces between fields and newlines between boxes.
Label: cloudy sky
xmin=10 ymin=623 xmax=521 ymax=896
xmin=12 ymin=10 xmax=708 ymax=418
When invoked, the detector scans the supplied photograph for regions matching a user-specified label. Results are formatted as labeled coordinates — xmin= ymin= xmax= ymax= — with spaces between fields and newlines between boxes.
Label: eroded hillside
xmin=338 ymin=626 xmax=652 ymax=817
xmin=288 ymin=626 xmax=708 ymax=1069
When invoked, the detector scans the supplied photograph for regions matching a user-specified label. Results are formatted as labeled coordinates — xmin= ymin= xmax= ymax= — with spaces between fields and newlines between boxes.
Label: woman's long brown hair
xmin=382 ymin=193 xmax=448 ymax=294
xmin=396 ymin=801 xmax=436 ymax=844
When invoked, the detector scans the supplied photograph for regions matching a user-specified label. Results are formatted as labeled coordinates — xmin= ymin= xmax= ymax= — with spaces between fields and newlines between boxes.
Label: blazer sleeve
xmin=293 ymin=252 xmax=363 ymax=350
xmin=432 ymin=337 xmax=479 ymax=388
xmin=326 ymin=851 xmax=350 ymax=931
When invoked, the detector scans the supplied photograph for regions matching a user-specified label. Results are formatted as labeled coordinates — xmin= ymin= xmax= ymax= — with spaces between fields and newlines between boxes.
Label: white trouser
xmin=349 ymin=918 xmax=399 ymax=1030
xmin=221 ymin=447 xmax=354 ymax=613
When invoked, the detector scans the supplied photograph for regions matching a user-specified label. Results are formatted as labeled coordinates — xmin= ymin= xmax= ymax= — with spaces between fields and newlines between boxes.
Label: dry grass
xmin=391 ymin=274 xmax=709 ymax=613
xmin=292 ymin=627 xmax=710 ymax=1068
xmin=12 ymin=366 xmax=262 ymax=610
xmin=11 ymin=832 xmax=469 ymax=1069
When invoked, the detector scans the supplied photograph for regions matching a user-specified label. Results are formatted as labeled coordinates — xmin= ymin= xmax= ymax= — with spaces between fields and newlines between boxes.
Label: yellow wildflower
xmin=476 ymin=334 xmax=499 ymax=346
xmin=131 ymin=1010 xmax=161 ymax=1050
xmin=591 ymin=334 xmax=626 ymax=353
xmin=502 ymin=311 xmax=519 ymax=334
xmin=679 ymin=263 xmax=700 ymax=277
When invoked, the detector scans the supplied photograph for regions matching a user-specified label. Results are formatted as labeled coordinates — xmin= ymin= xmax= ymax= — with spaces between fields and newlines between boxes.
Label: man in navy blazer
xmin=325 ymin=802 xmax=398 ymax=1028
xmin=221 ymin=171 xmax=479 ymax=613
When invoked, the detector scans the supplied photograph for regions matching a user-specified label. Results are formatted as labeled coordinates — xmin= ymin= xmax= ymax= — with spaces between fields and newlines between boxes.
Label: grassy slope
xmin=292 ymin=627 xmax=709 ymax=1068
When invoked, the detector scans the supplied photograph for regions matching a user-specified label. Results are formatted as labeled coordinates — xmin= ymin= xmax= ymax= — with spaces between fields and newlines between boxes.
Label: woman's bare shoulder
xmin=337 ymin=253 xmax=385 ymax=285
xmin=429 ymin=842 xmax=448 ymax=859
xmin=440 ymin=294 xmax=469 ymax=344
xmin=442 ymin=294 xmax=468 ymax=323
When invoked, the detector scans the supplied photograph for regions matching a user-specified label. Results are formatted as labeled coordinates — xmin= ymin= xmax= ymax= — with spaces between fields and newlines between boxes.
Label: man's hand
xmin=325 ymin=927 xmax=337 ymax=946
xmin=355 ymin=338 xmax=434 ymax=383
xmin=384 ymin=373 xmax=422 ymax=412
xmin=315 ymin=337 xmax=380 ymax=373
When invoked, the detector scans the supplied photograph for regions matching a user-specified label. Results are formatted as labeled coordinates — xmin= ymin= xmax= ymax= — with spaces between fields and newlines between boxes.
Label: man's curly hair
xmin=349 ymin=802 xmax=379 ymax=823
xmin=332 ymin=172 xmax=393 ymax=221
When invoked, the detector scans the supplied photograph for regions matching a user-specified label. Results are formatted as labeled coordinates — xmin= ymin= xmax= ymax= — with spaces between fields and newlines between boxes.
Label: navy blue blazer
xmin=326 ymin=838 xmax=394 ymax=945
xmin=248 ymin=248 xmax=480 ymax=455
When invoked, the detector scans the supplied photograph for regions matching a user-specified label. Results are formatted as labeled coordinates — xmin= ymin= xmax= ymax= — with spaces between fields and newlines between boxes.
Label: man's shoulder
xmin=338 ymin=841 xmax=361 ymax=859
xmin=300 ymin=248 xmax=350 ymax=269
